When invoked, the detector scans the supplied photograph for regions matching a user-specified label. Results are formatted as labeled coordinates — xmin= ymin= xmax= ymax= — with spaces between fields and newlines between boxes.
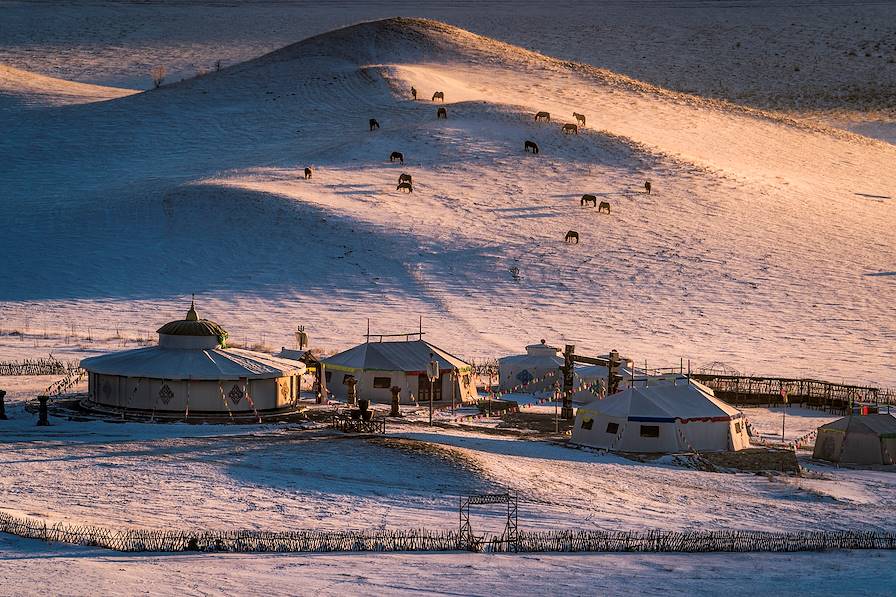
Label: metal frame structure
xmin=459 ymin=493 xmax=519 ymax=552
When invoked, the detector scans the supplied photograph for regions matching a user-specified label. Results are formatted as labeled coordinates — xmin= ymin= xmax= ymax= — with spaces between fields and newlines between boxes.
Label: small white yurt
xmin=572 ymin=376 xmax=749 ymax=453
xmin=498 ymin=340 xmax=563 ymax=392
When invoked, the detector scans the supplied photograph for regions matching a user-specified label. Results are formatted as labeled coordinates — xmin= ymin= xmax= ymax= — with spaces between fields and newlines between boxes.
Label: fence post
xmin=36 ymin=395 xmax=49 ymax=426
xmin=0 ymin=389 xmax=7 ymax=420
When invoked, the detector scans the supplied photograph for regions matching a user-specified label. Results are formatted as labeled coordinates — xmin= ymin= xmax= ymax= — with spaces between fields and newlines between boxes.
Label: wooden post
xmin=390 ymin=386 xmax=401 ymax=417
xmin=0 ymin=389 xmax=6 ymax=419
xmin=561 ymin=345 xmax=575 ymax=420
xmin=345 ymin=376 xmax=357 ymax=406
xmin=36 ymin=395 xmax=49 ymax=426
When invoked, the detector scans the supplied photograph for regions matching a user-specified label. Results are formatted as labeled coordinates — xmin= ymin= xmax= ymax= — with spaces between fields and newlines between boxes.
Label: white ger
xmin=572 ymin=376 xmax=750 ymax=453
xmin=80 ymin=302 xmax=305 ymax=415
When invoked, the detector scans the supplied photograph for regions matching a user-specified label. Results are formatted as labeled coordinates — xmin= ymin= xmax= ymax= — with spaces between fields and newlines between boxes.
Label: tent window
xmin=580 ymin=418 xmax=593 ymax=430
xmin=325 ymin=371 xmax=332 ymax=382
xmin=606 ymin=422 xmax=619 ymax=434
xmin=734 ymin=422 xmax=742 ymax=434
xmin=373 ymin=376 xmax=391 ymax=389
xmin=640 ymin=425 xmax=660 ymax=438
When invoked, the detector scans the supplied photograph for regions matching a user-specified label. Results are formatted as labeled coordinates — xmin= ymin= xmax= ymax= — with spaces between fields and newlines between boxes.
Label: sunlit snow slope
xmin=2 ymin=18 xmax=894 ymax=384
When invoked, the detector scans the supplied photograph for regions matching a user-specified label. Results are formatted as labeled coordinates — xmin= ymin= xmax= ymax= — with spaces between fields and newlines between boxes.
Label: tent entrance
xmin=418 ymin=373 xmax=444 ymax=402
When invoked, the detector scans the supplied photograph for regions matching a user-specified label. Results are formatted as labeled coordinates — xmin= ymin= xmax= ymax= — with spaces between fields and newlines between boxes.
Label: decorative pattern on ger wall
xmin=228 ymin=384 xmax=244 ymax=405
xmin=158 ymin=384 xmax=174 ymax=404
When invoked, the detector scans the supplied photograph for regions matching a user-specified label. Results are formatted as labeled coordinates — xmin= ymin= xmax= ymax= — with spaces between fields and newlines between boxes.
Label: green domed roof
xmin=157 ymin=301 xmax=228 ymax=339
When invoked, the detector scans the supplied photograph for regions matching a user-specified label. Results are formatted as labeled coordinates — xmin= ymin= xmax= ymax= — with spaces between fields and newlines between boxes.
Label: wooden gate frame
xmin=459 ymin=493 xmax=519 ymax=551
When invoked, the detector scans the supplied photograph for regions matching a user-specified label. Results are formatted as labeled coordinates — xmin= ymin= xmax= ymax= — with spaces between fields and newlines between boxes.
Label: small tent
xmin=322 ymin=339 xmax=478 ymax=404
xmin=572 ymin=376 xmax=750 ymax=453
xmin=498 ymin=341 xmax=563 ymax=392
xmin=813 ymin=414 xmax=896 ymax=465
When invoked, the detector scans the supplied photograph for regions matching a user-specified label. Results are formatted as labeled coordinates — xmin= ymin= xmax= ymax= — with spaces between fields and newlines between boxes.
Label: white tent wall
xmin=840 ymin=428 xmax=885 ymax=465
xmin=326 ymin=368 xmax=476 ymax=405
xmin=814 ymin=429 xmax=845 ymax=462
xmin=88 ymin=373 xmax=299 ymax=412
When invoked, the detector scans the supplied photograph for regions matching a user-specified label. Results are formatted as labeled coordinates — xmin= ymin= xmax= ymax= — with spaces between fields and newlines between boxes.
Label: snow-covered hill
xmin=2 ymin=17 xmax=894 ymax=385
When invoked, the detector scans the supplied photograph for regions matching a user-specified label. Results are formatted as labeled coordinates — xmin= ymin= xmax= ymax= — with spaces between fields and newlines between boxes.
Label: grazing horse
xmin=573 ymin=112 xmax=586 ymax=126
xmin=390 ymin=151 xmax=404 ymax=164
xmin=437 ymin=107 xmax=447 ymax=119
xmin=432 ymin=91 xmax=444 ymax=102
xmin=644 ymin=180 xmax=652 ymax=194
xmin=565 ymin=230 xmax=579 ymax=244
xmin=535 ymin=111 xmax=551 ymax=122
xmin=369 ymin=118 xmax=380 ymax=131
xmin=580 ymin=194 xmax=597 ymax=207
xmin=524 ymin=140 xmax=539 ymax=154
xmin=411 ymin=86 xmax=417 ymax=100
xmin=562 ymin=123 xmax=578 ymax=135
xmin=598 ymin=201 xmax=611 ymax=214
xmin=398 ymin=173 xmax=413 ymax=185
xmin=397 ymin=181 xmax=413 ymax=192
xmin=304 ymin=167 xmax=312 ymax=179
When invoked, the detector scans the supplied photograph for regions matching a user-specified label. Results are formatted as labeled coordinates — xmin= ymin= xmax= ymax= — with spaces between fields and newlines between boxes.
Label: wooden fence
xmin=2 ymin=512 xmax=894 ymax=554
xmin=0 ymin=358 xmax=80 ymax=376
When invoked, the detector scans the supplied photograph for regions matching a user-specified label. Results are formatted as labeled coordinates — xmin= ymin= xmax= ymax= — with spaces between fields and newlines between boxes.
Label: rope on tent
xmin=217 ymin=381 xmax=234 ymax=419
xmin=243 ymin=379 xmax=261 ymax=424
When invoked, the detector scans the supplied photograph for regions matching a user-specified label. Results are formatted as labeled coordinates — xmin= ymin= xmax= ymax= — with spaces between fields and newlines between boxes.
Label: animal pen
xmin=691 ymin=374 xmax=894 ymax=414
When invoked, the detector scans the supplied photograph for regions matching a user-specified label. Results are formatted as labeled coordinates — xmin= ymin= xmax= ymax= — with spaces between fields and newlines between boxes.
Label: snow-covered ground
xmin=1 ymin=15 xmax=894 ymax=388
xmin=3 ymin=4 xmax=896 ymax=593
xmin=1 ymin=377 xmax=894 ymax=536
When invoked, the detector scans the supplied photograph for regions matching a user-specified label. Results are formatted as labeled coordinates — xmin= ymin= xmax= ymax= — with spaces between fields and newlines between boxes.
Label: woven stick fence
xmin=2 ymin=513 xmax=894 ymax=554
xmin=0 ymin=358 xmax=79 ymax=376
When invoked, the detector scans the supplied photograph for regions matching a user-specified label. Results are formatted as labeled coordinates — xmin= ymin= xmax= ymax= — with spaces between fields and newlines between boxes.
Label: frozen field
xmin=1 ymin=14 xmax=895 ymax=387
xmin=2 ymin=3 xmax=895 ymax=594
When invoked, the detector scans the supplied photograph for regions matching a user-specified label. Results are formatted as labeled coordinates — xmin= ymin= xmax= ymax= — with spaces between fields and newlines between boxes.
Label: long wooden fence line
xmin=691 ymin=374 xmax=894 ymax=414
xmin=2 ymin=513 xmax=895 ymax=554
xmin=0 ymin=358 xmax=80 ymax=377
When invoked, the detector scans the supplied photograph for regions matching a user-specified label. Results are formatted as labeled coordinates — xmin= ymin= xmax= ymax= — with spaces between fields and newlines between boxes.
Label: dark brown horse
xmin=573 ymin=112 xmax=586 ymax=126
xmin=562 ymin=123 xmax=578 ymax=135
xmin=304 ymin=167 xmax=312 ymax=179
xmin=398 ymin=173 xmax=413 ymax=184
xmin=565 ymin=230 xmax=579 ymax=243
xmin=645 ymin=180 xmax=652 ymax=194
xmin=369 ymin=118 xmax=380 ymax=131
xmin=524 ymin=140 xmax=539 ymax=154
xmin=437 ymin=107 xmax=447 ymax=119
xmin=397 ymin=181 xmax=413 ymax=192
xmin=390 ymin=151 xmax=404 ymax=164
xmin=535 ymin=111 xmax=550 ymax=122
xmin=598 ymin=201 xmax=611 ymax=214
xmin=432 ymin=91 xmax=444 ymax=102
xmin=581 ymin=194 xmax=597 ymax=207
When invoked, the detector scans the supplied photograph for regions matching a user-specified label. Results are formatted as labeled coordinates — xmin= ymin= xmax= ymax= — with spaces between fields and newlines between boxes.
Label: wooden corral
xmin=692 ymin=374 xmax=894 ymax=415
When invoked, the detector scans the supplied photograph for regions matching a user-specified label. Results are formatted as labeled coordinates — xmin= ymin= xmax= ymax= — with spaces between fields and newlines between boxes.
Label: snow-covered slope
xmin=2 ymin=18 xmax=894 ymax=385
xmin=0 ymin=64 xmax=136 ymax=109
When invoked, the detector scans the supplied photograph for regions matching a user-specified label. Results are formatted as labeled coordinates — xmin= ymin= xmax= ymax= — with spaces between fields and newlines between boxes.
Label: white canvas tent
xmin=572 ymin=376 xmax=750 ymax=453
xmin=498 ymin=341 xmax=563 ymax=392
xmin=323 ymin=339 xmax=478 ymax=404
xmin=813 ymin=414 xmax=896 ymax=465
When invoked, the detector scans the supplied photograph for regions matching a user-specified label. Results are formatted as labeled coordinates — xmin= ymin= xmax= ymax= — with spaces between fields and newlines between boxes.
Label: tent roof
xmin=323 ymin=339 xmax=470 ymax=373
xmin=819 ymin=414 xmax=896 ymax=436
xmin=81 ymin=346 xmax=304 ymax=380
xmin=156 ymin=302 xmax=228 ymax=338
xmin=580 ymin=377 xmax=741 ymax=422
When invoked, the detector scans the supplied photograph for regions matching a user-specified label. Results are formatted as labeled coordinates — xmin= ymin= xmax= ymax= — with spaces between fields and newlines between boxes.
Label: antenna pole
xmin=419 ymin=315 xmax=423 ymax=339
xmin=367 ymin=318 xmax=370 ymax=343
